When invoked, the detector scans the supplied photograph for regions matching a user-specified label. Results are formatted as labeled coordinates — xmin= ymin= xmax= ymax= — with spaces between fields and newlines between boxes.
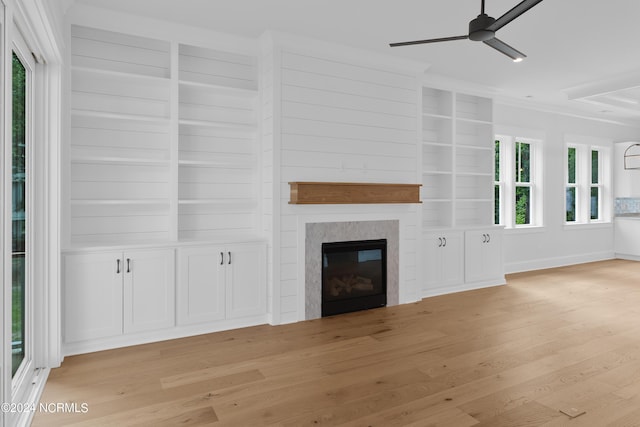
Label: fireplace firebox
xmin=321 ymin=239 xmax=387 ymax=317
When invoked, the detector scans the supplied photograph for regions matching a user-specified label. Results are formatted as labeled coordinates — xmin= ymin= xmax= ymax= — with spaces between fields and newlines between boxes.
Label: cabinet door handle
xmin=228 ymin=251 xmax=232 ymax=265
xmin=438 ymin=237 xmax=442 ymax=247
xmin=486 ymin=233 xmax=491 ymax=243
xmin=220 ymin=252 xmax=224 ymax=265
xmin=116 ymin=259 xmax=121 ymax=274
xmin=126 ymin=258 xmax=131 ymax=273
xmin=443 ymin=237 xmax=447 ymax=247
xmin=482 ymin=234 xmax=487 ymax=243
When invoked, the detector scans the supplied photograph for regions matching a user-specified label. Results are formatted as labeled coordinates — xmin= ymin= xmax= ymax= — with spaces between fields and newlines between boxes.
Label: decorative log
xmin=352 ymin=283 xmax=374 ymax=291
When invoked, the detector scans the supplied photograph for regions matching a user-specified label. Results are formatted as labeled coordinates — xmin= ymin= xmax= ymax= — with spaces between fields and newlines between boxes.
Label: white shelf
xmin=456 ymin=172 xmax=493 ymax=177
xmin=178 ymin=159 xmax=251 ymax=169
xmin=421 ymin=86 xmax=494 ymax=230
xmin=457 ymin=144 xmax=493 ymax=151
xmin=179 ymin=119 xmax=256 ymax=132
xmin=456 ymin=117 xmax=493 ymax=125
xmin=423 ymin=198 xmax=453 ymax=202
xmin=423 ymin=141 xmax=453 ymax=147
xmin=422 ymin=113 xmax=452 ymax=120
xmin=71 ymin=199 xmax=170 ymax=206
xmin=68 ymin=26 xmax=260 ymax=250
xmin=178 ymin=199 xmax=257 ymax=207
xmin=72 ymin=66 xmax=170 ymax=85
xmin=422 ymin=171 xmax=453 ymax=176
xmin=71 ymin=109 xmax=170 ymax=125
xmin=71 ymin=156 xmax=170 ymax=166
xmin=179 ymin=79 xmax=258 ymax=97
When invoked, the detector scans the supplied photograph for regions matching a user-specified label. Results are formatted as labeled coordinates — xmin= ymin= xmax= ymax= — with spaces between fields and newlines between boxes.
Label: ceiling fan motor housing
xmin=469 ymin=13 xmax=496 ymax=41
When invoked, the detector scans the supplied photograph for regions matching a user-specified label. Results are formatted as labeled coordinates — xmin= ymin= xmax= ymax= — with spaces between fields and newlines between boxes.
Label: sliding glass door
xmin=0 ymin=3 xmax=61 ymax=425
xmin=8 ymin=30 xmax=36 ymax=416
xmin=12 ymin=50 xmax=28 ymax=378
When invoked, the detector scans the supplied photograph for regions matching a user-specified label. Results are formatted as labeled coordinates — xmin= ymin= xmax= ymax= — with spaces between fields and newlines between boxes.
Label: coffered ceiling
xmin=72 ymin=0 xmax=640 ymax=124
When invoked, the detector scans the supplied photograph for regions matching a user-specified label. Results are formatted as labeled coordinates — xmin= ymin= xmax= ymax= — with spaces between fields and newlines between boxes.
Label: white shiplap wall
xmin=260 ymin=39 xmax=279 ymax=324
xmin=270 ymin=45 xmax=423 ymax=323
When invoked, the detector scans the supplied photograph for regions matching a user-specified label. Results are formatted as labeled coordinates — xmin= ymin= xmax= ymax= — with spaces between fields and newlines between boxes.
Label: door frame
xmin=1 ymin=1 xmax=62 ymax=426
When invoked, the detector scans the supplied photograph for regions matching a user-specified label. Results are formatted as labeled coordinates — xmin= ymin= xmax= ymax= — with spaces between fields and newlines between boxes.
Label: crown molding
xmin=68 ymin=3 xmax=259 ymax=55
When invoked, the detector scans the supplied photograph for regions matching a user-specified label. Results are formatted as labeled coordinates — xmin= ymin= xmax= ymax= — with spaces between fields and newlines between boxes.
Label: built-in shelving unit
xmin=67 ymin=25 xmax=260 ymax=248
xmin=421 ymin=87 xmax=494 ymax=228
xmin=177 ymin=44 xmax=258 ymax=242
xmin=69 ymin=26 xmax=172 ymax=246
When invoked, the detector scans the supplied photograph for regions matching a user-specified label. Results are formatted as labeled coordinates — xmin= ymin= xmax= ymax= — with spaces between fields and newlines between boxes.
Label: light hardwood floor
xmin=33 ymin=259 xmax=640 ymax=426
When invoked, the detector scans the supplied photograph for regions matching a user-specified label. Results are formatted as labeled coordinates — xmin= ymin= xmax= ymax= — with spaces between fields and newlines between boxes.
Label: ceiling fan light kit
xmin=390 ymin=0 xmax=543 ymax=61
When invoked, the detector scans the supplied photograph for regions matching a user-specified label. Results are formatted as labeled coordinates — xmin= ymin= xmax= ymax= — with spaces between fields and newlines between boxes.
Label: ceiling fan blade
xmin=487 ymin=0 xmax=543 ymax=32
xmin=483 ymin=37 xmax=526 ymax=61
xmin=390 ymin=35 xmax=468 ymax=47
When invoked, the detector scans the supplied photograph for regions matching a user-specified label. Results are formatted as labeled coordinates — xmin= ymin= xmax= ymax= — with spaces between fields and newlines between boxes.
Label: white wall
xmin=263 ymin=34 xmax=425 ymax=324
xmin=495 ymin=103 xmax=640 ymax=273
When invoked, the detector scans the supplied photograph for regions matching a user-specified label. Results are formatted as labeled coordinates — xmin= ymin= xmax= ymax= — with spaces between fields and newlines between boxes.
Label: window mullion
xmin=504 ymin=137 xmax=515 ymax=227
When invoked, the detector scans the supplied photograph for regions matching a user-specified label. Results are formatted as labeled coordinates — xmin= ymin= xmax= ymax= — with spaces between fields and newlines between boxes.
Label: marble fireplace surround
xmin=305 ymin=220 xmax=399 ymax=320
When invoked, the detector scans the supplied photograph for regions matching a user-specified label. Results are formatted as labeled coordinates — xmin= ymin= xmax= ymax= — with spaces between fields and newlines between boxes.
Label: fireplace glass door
xmin=321 ymin=239 xmax=387 ymax=317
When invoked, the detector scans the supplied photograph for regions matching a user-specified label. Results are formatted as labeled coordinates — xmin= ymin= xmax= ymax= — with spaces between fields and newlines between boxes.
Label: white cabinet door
xmin=64 ymin=252 xmax=123 ymax=342
xmin=615 ymin=219 xmax=640 ymax=257
xmin=441 ymin=232 xmax=464 ymax=285
xmin=177 ymin=246 xmax=226 ymax=325
xmin=422 ymin=231 xmax=463 ymax=293
xmin=226 ymin=243 xmax=267 ymax=319
xmin=465 ymin=229 xmax=504 ymax=283
xmin=123 ymin=249 xmax=175 ymax=334
xmin=422 ymin=234 xmax=443 ymax=289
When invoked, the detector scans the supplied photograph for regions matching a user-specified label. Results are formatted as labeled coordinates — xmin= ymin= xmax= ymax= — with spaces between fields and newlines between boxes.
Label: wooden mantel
xmin=289 ymin=182 xmax=422 ymax=204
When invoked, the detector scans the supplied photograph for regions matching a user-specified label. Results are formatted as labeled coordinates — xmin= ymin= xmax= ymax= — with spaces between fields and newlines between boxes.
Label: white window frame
xmin=1 ymin=2 xmax=63 ymax=426
xmin=565 ymin=141 xmax=611 ymax=225
xmin=495 ymin=134 xmax=543 ymax=229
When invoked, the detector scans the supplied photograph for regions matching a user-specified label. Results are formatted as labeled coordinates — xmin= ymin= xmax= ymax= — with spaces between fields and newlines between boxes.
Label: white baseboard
xmin=505 ymin=251 xmax=615 ymax=274
xmin=422 ymin=276 xmax=506 ymax=299
xmin=62 ymin=314 xmax=268 ymax=356
xmin=615 ymin=253 xmax=640 ymax=262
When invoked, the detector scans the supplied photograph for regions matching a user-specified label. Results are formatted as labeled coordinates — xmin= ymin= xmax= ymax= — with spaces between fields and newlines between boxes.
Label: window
xmin=565 ymin=143 xmax=610 ymax=224
xmin=12 ymin=51 xmax=27 ymax=378
xmin=566 ymin=146 xmax=577 ymax=221
xmin=591 ymin=150 xmax=601 ymax=220
xmin=495 ymin=135 xmax=542 ymax=228
xmin=515 ymin=141 xmax=532 ymax=225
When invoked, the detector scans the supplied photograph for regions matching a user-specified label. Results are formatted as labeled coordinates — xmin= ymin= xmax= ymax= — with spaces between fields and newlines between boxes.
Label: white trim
xmin=11 ymin=24 xmax=38 ymax=408
xmin=563 ymin=222 xmax=613 ymax=231
xmin=564 ymin=141 xmax=613 ymax=225
xmin=62 ymin=314 xmax=268 ymax=357
xmin=505 ymin=251 xmax=615 ymax=274
xmin=68 ymin=3 xmax=258 ymax=56
xmin=1 ymin=2 xmax=63 ymax=425
xmin=495 ymin=134 xmax=543 ymax=228
xmin=422 ymin=279 xmax=505 ymax=299
xmin=615 ymin=253 xmax=640 ymax=262
xmin=0 ymin=2 xmax=8 ymax=424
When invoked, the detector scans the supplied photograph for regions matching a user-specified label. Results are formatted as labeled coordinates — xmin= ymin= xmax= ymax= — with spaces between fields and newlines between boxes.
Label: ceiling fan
xmin=390 ymin=0 xmax=543 ymax=62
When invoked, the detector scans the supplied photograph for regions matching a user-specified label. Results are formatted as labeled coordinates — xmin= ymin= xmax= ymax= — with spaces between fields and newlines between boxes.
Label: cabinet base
xmin=63 ymin=314 xmax=268 ymax=357
xmin=422 ymin=276 xmax=506 ymax=299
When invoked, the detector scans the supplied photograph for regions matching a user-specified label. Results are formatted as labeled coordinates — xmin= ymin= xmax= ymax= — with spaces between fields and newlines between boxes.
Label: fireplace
xmin=321 ymin=239 xmax=387 ymax=317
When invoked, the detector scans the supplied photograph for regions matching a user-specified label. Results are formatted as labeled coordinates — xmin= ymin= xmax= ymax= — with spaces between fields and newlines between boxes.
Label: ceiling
xmin=72 ymin=0 xmax=640 ymax=124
